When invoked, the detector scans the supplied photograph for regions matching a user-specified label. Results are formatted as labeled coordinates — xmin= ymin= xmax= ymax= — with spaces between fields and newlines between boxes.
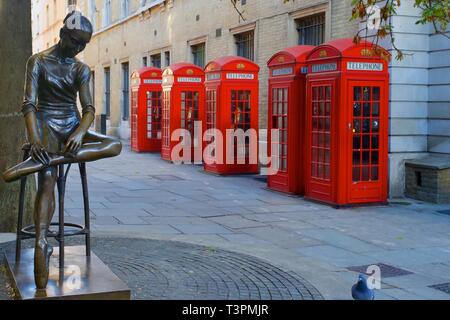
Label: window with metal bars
xmin=296 ymin=13 xmax=325 ymax=46
xmin=151 ymin=54 xmax=161 ymax=68
xmin=191 ymin=43 xmax=206 ymax=68
xmin=104 ymin=67 xmax=111 ymax=119
xmin=235 ymin=31 xmax=254 ymax=61
xmin=121 ymin=62 xmax=130 ymax=121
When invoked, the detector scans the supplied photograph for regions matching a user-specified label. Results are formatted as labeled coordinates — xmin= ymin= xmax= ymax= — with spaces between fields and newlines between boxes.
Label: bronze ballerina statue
xmin=3 ymin=12 xmax=122 ymax=291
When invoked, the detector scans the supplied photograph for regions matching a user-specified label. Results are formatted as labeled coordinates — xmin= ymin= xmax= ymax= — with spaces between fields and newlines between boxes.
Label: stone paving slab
xmin=207 ymin=215 xmax=267 ymax=229
xmin=296 ymin=245 xmax=379 ymax=268
xmin=296 ymin=228 xmax=385 ymax=254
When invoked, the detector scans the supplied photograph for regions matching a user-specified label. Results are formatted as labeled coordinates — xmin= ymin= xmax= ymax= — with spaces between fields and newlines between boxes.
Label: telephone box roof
xmin=132 ymin=67 xmax=162 ymax=79
xmin=163 ymin=63 xmax=204 ymax=76
xmin=267 ymin=45 xmax=315 ymax=67
xmin=205 ymin=56 xmax=259 ymax=73
xmin=307 ymin=38 xmax=390 ymax=60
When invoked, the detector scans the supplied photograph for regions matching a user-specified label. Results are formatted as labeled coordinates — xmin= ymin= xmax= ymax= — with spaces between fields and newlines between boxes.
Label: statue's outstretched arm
xmin=64 ymin=70 xmax=95 ymax=155
xmin=22 ymin=55 xmax=51 ymax=165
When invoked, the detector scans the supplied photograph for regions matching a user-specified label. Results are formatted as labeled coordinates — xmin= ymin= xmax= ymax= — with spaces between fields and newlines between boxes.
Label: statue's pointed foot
xmin=34 ymin=239 xmax=52 ymax=290
xmin=3 ymin=158 xmax=44 ymax=183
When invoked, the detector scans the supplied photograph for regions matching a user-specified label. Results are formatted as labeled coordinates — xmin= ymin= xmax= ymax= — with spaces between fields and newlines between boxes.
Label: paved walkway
xmin=3 ymin=143 xmax=450 ymax=299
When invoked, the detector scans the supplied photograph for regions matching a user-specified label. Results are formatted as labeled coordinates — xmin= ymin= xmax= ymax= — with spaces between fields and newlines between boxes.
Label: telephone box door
xmin=306 ymin=79 xmax=335 ymax=203
xmin=348 ymin=81 xmax=387 ymax=203
xmin=269 ymin=86 xmax=290 ymax=187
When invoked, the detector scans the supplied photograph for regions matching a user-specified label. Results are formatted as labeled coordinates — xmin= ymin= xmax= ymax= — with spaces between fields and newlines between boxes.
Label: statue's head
xmin=59 ymin=11 xmax=93 ymax=58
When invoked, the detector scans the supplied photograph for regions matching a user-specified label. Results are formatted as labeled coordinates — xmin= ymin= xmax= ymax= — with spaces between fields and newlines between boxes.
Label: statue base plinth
xmin=4 ymin=246 xmax=130 ymax=300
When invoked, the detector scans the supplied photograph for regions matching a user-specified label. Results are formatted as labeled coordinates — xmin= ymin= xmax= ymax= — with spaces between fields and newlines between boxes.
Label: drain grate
xmin=429 ymin=283 xmax=450 ymax=295
xmin=347 ymin=263 xmax=413 ymax=278
xmin=149 ymin=175 xmax=185 ymax=181
xmin=437 ymin=210 xmax=450 ymax=216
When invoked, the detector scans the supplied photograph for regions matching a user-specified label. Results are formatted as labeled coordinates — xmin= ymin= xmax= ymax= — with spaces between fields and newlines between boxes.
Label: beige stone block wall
xmin=80 ymin=0 xmax=358 ymax=138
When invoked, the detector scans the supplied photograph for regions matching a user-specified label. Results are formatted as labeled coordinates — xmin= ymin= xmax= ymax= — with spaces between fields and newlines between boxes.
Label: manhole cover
xmin=149 ymin=175 xmax=185 ymax=181
xmin=429 ymin=283 xmax=450 ymax=295
xmin=347 ymin=263 xmax=413 ymax=278
xmin=0 ymin=238 xmax=322 ymax=301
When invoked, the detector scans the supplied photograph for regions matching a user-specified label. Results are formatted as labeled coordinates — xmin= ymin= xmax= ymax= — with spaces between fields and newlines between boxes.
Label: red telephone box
xmin=267 ymin=46 xmax=314 ymax=194
xmin=204 ymin=56 xmax=260 ymax=175
xmin=161 ymin=63 xmax=205 ymax=162
xmin=305 ymin=39 xmax=390 ymax=206
xmin=130 ymin=67 xmax=163 ymax=152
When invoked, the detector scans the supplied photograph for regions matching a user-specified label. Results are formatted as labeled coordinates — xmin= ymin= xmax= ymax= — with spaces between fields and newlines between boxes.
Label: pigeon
xmin=352 ymin=274 xmax=375 ymax=300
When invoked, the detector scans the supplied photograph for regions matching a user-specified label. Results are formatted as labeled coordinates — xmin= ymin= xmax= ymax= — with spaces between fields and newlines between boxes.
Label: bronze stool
xmin=15 ymin=144 xmax=92 ymax=268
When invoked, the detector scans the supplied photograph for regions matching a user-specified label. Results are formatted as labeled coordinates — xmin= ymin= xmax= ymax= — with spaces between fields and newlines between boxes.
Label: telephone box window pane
xmin=318 ymin=118 xmax=323 ymax=130
xmin=362 ymin=151 xmax=370 ymax=165
xmin=312 ymin=133 xmax=318 ymax=146
xmin=362 ymin=135 xmax=370 ymax=149
xmin=371 ymin=151 xmax=379 ymax=165
xmin=372 ymin=102 xmax=380 ymax=116
xmin=313 ymin=118 xmax=318 ymax=130
xmin=319 ymin=102 xmax=325 ymax=116
xmin=326 ymin=86 xmax=331 ymax=100
xmin=372 ymin=135 xmax=379 ymax=149
xmin=353 ymin=136 xmax=361 ymax=149
xmin=372 ymin=119 xmax=380 ymax=133
xmin=313 ymin=103 xmax=319 ymax=116
xmin=373 ymin=87 xmax=380 ymax=101
xmin=317 ymin=165 xmax=324 ymax=179
xmin=313 ymin=87 xmax=319 ymax=100
xmin=371 ymin=167 xmax=379 ymax=180
xmin=363 ymin=119 xmax=371 ymax=133
xmin=353 ymin=152 xmax=360 ymax=165
xmin=324 ymin=165 xmax=330 ymax=179
xmin=312 ymin=164 xmax=318 ymax=177
xmin=362 ymin=167 xmax=370 ymax=181
xmin=363 ymin=87 xmax=371 ymax=101
xmin=325 ymin=102 xmax=331 ymax=116
xmin=325 ymin=134 xmax=330 ymax=148
xmin=354 ymin=87 xmax=362 ymax=101
xmin=354 ymin=103 xmax=361 ymax=117
xmin=363 ymin=103 xmax=371 ymax=117
xmin=353 ymin=167 xmax=361 ymax=182
xmin=353 ymin=120 xmax=361 ymax=133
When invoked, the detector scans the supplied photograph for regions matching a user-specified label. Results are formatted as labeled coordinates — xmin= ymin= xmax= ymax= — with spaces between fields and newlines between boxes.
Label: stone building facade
xmin=75 ymin=0 xmax=359 ymax=139
xmin=31 ymin=0 xmax=78 ymax=53
xmin=378 ymin=1 xmax=450 ymax=197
